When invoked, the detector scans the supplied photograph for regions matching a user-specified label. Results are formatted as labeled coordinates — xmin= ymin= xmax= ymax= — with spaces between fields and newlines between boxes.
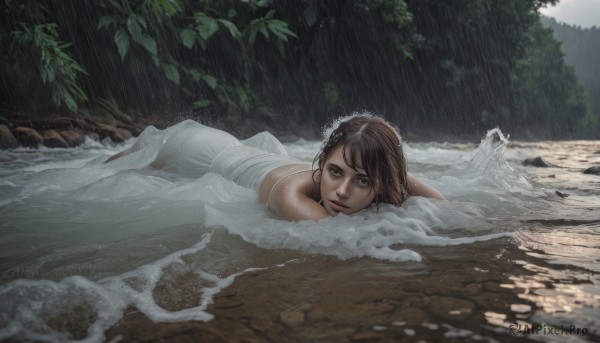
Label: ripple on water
xmin=0 ymin=133 xmax=599 ymax=342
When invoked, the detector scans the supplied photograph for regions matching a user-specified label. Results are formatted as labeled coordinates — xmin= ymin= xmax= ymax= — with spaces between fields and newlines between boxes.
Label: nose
xmin=336 ymin=178 xmax=351 ymax=198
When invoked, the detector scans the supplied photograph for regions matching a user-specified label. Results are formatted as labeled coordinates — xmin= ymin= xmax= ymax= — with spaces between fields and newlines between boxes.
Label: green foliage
xmin=176 ymin=3 xmax=296 ymax=112
xmin=244 ymin=9 xmax=297 ymax=49
xmin=114 ymin=29 xmax=130 ymax=59
xmin=101 ymin=12 xmax=158 ymax=58
xmin=162 ymin=63 xmax=179 ymax=83
xmin=139 ymin=0 xmax=183 ymax=23
xmin=0 ymin=0 xmax=593 ymax=139
xmin=512 ymin=19 xmax=593 ymax=135
xmin=10 ymin=23 xmax=88 ymax=112
xmin=541 ymin=16 xmax=600 ymax=134
xmin=96 ymin=0 xmax=174 ymax=83
xmin=181 ymin=12 xmax=240 ymax=50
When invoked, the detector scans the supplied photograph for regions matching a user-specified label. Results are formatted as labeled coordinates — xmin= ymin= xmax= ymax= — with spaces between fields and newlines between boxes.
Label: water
xmin=0 ymin=129 xmax=599 ymax=342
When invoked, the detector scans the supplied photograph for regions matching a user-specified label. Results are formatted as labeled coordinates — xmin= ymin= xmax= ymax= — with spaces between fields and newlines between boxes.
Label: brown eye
xmin=329 ymin=167 xmax=341 ymax=177
xmin=356 ymin=177 xmax=370 ymax=187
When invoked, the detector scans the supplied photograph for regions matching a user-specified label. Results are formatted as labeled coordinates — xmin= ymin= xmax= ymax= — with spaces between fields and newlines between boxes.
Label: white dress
xmin=106 ymin=120 xmax=303 ymax=190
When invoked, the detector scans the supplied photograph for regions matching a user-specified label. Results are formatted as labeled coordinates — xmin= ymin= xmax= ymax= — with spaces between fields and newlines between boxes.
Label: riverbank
xmin=0 ymin=108 xmax=326 ymax=150
xmin=0 ymin=108 xmax=493 ymax=151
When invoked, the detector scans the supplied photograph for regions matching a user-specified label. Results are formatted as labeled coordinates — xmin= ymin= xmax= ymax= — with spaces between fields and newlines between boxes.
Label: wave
xmin=0 ymin=126 xmax=572 ymax=342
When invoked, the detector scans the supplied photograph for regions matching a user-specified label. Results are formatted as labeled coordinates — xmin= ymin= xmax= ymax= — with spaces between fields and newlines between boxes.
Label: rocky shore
xmin=0 ymin=105 xmax=495 ymax=151
xmin=0 ymin=114 xmax=143 ymax=149
xmin=0 ymin=109 xmax=325 ymax=150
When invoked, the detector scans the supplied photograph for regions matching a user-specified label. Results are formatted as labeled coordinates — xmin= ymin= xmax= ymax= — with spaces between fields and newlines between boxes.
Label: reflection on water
xmin=509 ymin=229 xmax=600 ymax=340
xmin=0 ymin=135 xmax=599 ymax=342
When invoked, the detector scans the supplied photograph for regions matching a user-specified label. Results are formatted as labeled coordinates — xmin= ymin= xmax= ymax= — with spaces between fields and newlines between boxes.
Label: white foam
xmin=2 ymin=125 xmax=586 ymax=342
xmin=202 ymin=195 xmax=513 ymax=263
xmin=0 ymin=234 xmax=278 ymax=342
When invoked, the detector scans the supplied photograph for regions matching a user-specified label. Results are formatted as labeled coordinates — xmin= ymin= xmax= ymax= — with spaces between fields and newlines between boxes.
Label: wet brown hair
xmin=314 ymin=113 xmax=410 ymax=208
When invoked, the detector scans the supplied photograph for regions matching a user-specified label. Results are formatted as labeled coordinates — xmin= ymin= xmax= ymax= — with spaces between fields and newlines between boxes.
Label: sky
xmin=539 ymin=0 xmax=600 ymax=28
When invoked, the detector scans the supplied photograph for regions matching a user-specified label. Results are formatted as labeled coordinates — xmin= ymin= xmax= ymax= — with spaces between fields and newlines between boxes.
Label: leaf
xmin=186 ymin=68 xmax=201 ymax=81
xmin=45 ymin=66 xmax=56 ymax=83
xmin=114 ymin=30 xmax=130 ymax=59
xmin=97 ymin=16 xmax=116 ymax=30
xmin=66 ymin=79 xmax=88 ymax=100
xmin=217 ymin=19 xmax=241 ymax=39
xmin=255 ymin=0 xmax=271 ymax=7
xmin=63 ymin=91 xmax=78 ymax=112
xmin=258 ymin=24 xmax=269 ymax=39
xmin=264 ymin=9 xmax=276 ymax=19
xmin=268 ymin=20 xmax=297 ymax=37
xmin=57 ymin=42 xmax=72 ymax=49
xmin=269 ymin=27 xmax=288 ymax=42
xmin=163 ymin=63 xmax=180 ymax=84
xmin=52 ymin=87 xmax=62 ymax=106
xmin=40 ymin=67 xmax=49 ymax=83
xmin=197 ymin=17 xmax=219 ymax=40
xmin=201 ymin=74 xmax=217 ymax=89
xmin=158 ymin=0 xmax=181 ymax=15
xmin=194 ymin=99 xmax=212 ymax=109
xmin=198 ymin=39 xmax=206 ymax=50
xmin=137 ymin=34 xmax=157 ymax=55
xmin=127 ymin=16 xmax=143 ymax=42
xmin=248 ymin=26 xmax=258 ymax=45
xmin=180 ymin=29 xmax=196 ymax=48
xmin=131 ymin=14 xmax=147 ymax=29
xmin=107 ymin=0 xmax=123 ymax=12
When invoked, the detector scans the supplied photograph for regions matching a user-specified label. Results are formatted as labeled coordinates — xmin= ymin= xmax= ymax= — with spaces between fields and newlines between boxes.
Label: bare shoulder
xmin=407 ymin=173 xmax=446 ymax=200
xmin=260 ymin=167 xmax=327 ymax=221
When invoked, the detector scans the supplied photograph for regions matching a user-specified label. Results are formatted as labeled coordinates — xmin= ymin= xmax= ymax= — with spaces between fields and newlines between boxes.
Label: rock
xmin=60 ymin=130 xmax=84 ymax=147
xmin=555 ymin=191 xmax=569 ymax=198
xmin=522 ymin=157 xmax=556 ymax=168
xmin=112 ymin=128 xmax=133 ymax=142
xmin=14 ymin=126 xmax=43 ymax=148
xmin=94 ymin=122 xmax=133 ymax=143
xmin=583 ymin=166 xmax=600 ymax=175
xmin=42 ymin=129 xmax=69 ymax=148
xmin=0 ymin=125 xmax=19 ymax=149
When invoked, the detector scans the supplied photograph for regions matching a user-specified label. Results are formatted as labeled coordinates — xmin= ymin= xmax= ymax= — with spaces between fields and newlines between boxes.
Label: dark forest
xmin=1 ymin=0 xmax=597 ymax=140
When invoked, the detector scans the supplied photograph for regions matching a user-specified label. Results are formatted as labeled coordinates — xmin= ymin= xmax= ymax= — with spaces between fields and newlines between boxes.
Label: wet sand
xmin=102 ymin=237 xmax=597 ymax=342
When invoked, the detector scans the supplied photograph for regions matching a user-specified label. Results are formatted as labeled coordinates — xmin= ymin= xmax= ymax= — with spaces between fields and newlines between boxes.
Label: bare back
xmin=259 ymin=164 xmax=328 ymax=221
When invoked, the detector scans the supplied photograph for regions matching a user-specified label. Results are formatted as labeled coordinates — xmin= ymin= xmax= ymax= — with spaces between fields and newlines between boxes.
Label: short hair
xmin=314 ymin=112 xmax=410 ymax=208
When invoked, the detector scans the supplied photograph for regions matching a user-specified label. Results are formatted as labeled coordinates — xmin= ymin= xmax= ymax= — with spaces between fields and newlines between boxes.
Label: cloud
xmin=539 ymin=0 xmax=600 ymax=28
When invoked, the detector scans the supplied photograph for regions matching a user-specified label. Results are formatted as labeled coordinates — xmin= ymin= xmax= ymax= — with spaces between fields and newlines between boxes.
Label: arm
xmin=105 ymin=147 xmax=133 ymax=163
xmin=407 ymin=173 xmax=446 ymax=200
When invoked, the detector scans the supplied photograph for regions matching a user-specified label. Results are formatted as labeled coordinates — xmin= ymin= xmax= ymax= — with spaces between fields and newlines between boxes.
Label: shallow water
xmin=0 ymin=130 xmax=599 ymax=342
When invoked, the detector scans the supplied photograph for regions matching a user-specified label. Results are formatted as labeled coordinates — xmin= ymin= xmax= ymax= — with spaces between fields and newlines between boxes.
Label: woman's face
xmin=319 ymin=145 xmax=376 ymax=216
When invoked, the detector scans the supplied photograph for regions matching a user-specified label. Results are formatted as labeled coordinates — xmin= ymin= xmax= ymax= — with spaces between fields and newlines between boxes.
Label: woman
xmin=105 ymin=113 xmax=444 ymax=221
